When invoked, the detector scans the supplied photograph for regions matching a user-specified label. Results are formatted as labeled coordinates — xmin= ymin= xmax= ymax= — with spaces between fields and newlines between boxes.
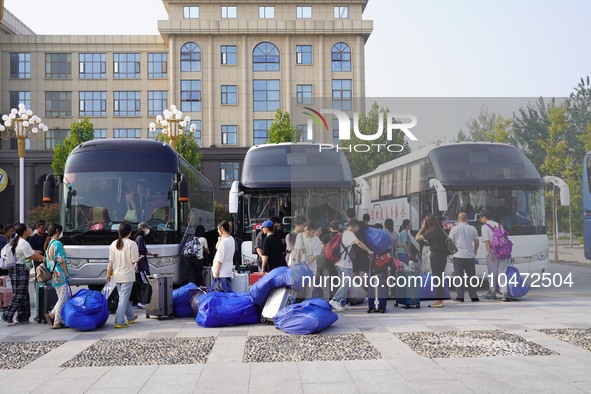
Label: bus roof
xmin=357 ymin=142 xmax=542 ymax=184
xmin=241 ymin=143 xmax=354 ymax=189
xmin=66 ymin=139 xmax=179 ymax=173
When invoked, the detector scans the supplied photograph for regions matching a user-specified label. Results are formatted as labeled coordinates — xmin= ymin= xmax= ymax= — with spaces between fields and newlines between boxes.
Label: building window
xmin=220 ymin=162 xmax=239 ymax=187
xmin=296 ymin=6 xmax=312 ymax=19
xmin=296 ymin=45 xmax=312 ymax=65
xmin=181 ymin=80 xmax=201 ymax=112
xmin=114 ymin=53 xmax=140 ymax=79
xmin=259 ymin=6 xmax=275 ymax=19
xmin=183 ymin=6 xmax=199 ymax=18
xmin=114 ymin=129 xmax=141 ymax=138
xmin=253 ymin=42 xmax=280 ymax=71
xmin=297 ymin=124 xmax=308 ymax=141
xmin=181 ymin=42 xmax=201 ymax=72
xmin=296 ymin=84 xmax=313 ymax=105
xmin=10 ymin=53 xmax=30 ymax=79
xmin=334 ymin=6 xmax=349 ymax=19
xmin=221 ymin=45 xmax=237 ymax=65
xmin=221 ymin=6 xmax=237 ymax=18
xmin=45 ymin=53 xmax=71 ymax=79
xmin=94 ymin=129 xmax=107 ymax=139
xmin=148 ymin=128 xmax=160 ymax=140
xmin=331 ymin=42 xmax=351 ymax=72
xmin=148 ymin=91 xmax=168 ymax=116
xmin=253 ymin=80 xmax=280 ymax=112
xmin=79 ymin=53 xmax=106 ymax=79
xmin=190 ymin=120 xmax=202 ymax=146
xmin=113 ymin=91 xmax=141 ymax=116
xmin=332 ymin=79 xmax=352 ymax=111
xmin=79 ymin=91 xmax=107 ymax=116
xmin=221 ymin=85 xmax=238 ymax=105
xmin=221 ymin=125 xmax=238 ymax=145
xmin=45 ymin=92 xmax=72 ymax=117
xmin=148 ymin=53 xmax=168 ymax=78
xmin=253 ymin=120 xmax=272 ymax=144
xmin=9 ymin=92 xmax=30 ymax=110
xmin=45 ymin=129 xmax=68 ymax=149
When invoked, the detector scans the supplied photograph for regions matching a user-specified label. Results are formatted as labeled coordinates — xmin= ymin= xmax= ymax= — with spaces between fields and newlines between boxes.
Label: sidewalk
xmin=0 ymin=283 xmax=590 ymax=393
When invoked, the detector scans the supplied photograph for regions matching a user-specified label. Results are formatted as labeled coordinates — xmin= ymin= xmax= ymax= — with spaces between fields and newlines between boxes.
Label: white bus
xmin=356 ymin=142 xmax=568 ymax=275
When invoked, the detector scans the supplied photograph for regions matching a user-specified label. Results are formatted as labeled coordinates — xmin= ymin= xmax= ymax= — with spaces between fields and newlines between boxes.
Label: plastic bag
xmin=62 ymin=289 xmax=109 ymax=331
xmin=196 ymin=292 xmax=260 ymax=327
xmin=189 ymin=287 xmax=209 ymax=316
xmin=173 ymin=282 xmax=198 ymax=317
xmin=274 ymin=298 xmax=338 ymax=335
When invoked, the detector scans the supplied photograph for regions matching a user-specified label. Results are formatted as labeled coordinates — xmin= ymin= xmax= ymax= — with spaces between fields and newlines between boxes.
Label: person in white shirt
xmin=106 ymin=222 xmax=140 ymax=328
xmin=448 ymin=212 xmax=480 ymax=302
xmin=293 ymin=221 xmax=324 ymax=298
xmin=329 ymin=219 xmax=373 ymax=312
xmin=212 ymin=220 xmax=235 ymax=292
xmin=480 ymin=210 xmax=509 ymax=301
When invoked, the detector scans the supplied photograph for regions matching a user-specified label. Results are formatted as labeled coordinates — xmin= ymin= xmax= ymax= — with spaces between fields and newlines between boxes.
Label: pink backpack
xmin=485 ymin=223 xmax=513 ymax=260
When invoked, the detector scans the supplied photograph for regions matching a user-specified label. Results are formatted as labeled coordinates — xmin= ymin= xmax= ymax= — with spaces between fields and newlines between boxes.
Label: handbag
xmin=442 ymin=229 xmax=458 ymax=255
xmin=35 ymin=263 xmax=54 ymax=282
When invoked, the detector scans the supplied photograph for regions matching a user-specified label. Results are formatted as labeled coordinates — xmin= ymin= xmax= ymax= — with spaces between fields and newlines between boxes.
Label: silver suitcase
xmin=261 ymin=287 xmax=296 ymax=323
xmin=203 ymin=266 xmax=213 ymax=289
xmin=231 ymin=272 xmax=249 ymax=293
xmin=146 ymin=274 xmax=174 ymax=320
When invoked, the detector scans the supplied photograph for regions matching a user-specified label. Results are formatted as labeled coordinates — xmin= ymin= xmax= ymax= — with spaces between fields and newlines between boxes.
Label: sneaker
xmin=127 ymin=315 xmax=138 ymax=325
xmin=14 ymin=320 xmax=30 ymax=325
xmin=342 ymin=304 xmax=351 ymax=310
xmin=132 ymin=304 xmax=142 ymax=309
xmin=114 ymin=323 xmax=128 ymax=329
xmin=484 ymin=291 xmax=496 ymax=300
xmin=501 ymin=293 xmax=509 ymax=302
xmin=0 ymin=317 xmax=15 ymax=326
xmin=137 ymin=303 xmax=146 ymax=309
xmin=329 ymin=300 xmax=344 ymax=312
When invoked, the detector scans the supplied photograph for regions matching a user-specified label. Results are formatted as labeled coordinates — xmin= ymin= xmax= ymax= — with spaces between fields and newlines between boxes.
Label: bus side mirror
xmin=429 ymin=179 xmax=448 ymax=212
xmin=229 ymin=181 xmax=239 ymax=214
xmin=43 ymin=175 xmax=55 ymax=203
xmin=178 ymin=174 xmax=188 ymax=203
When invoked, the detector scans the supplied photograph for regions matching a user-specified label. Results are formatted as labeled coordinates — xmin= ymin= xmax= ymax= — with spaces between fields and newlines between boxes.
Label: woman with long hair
xmin=132 ymin=222 xmax=157 ymax=308
xmin=1 ymin=223 xmax=45 ymax=326
xmin=415 ymin=214 xmax=448 ymax=308
xmin=106 ymin=222 xmax=140 ymax=328
xmin=44 ymin=224 xmax=69 ymax=329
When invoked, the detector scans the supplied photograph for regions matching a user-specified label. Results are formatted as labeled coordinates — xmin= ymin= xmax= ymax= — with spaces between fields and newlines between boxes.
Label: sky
xmin=4 ymin=0 xmax=591 ymax=141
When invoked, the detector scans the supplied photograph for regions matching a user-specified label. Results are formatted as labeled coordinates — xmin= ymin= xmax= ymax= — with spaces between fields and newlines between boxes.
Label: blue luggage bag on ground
xmin=504 ymin=264 xmax=530 ymax=298
xmin=274 ymin=298 xmax=339 ymax=335
xmin=394 ymin=270 xmax=420 ymax=309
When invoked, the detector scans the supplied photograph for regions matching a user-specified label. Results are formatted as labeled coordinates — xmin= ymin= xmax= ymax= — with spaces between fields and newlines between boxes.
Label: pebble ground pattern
xmin=537 ymin=328 xmax=591 ymax=352
xmin=0 ymin=341 xmax=66 ymax=369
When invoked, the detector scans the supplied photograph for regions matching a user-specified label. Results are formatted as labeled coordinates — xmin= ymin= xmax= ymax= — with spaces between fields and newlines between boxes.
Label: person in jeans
xmin=448 ymin=212 xmax=480 ymax=302
xmin=212 ymin=220 xmax=235 ymax=292
xmin=106 ymin=222 xmax=139 ymax=328
xmin=44 ymin=224 xmax=70 ymax=329
xmin=329 ymin=219 xmax=373 ymax=312
xmin=1 ymin=223 xmax=45 ymax=326
xmin=480 ymin=210 xmax=509 ymax=301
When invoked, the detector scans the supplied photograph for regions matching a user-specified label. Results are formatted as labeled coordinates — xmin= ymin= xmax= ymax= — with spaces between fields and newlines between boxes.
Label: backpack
xmin=485 ymin=223 xmax=513 ymax=260
xmin=182 ymin=235 xmax=203 ymax=257
xmin=323 ymin=231 xmax=350 ymax=264
xmin=0 ymin=243 xmax=16 ymax=270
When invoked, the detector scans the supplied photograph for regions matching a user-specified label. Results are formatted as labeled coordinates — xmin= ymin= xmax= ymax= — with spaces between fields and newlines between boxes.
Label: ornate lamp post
xmin=0 ymin=103 xmax=48 ymax=222
xmin=149 ymin=104 xmax=196 ymax=151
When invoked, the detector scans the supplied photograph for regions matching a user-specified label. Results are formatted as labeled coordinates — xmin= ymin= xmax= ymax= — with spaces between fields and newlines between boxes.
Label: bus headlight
xmin=530 ymin=250 xmax=547 ymax=262
xmin=149 ymin=256 xmax=180 ymax=268
xmin=68 ymin=258 xmax=89 ymax=269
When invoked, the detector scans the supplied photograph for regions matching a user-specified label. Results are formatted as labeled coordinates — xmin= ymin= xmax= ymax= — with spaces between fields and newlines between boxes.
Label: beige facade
xmin=0 ymin=0 xmax=372 ymax=225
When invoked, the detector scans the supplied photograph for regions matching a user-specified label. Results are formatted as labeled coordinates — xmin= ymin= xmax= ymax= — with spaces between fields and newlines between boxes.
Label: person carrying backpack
xmin=480 ymin=211 xmax=511 ymax=302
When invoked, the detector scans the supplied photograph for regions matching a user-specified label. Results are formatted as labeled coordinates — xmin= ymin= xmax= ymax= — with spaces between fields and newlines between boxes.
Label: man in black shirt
xmin=28 ymin=221 xmax=48 ymax=255
xmin=261 ymin=220 xmax=286 ymax=273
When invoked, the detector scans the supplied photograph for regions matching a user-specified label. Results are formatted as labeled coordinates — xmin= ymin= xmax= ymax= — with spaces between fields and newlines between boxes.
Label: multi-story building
xmin=0 ymin=0 xmax=372 ymax=225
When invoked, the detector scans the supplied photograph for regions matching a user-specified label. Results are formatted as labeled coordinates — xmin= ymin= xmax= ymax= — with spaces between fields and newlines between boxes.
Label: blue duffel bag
xmin=62 ymin=289 xmax=109 ymax=331
xmin=504 ymin=264 xmax=530 ymax=298
xmin=274 ymin=298 xmax=339 ymax=335
xmin=173 ymin=282 xmax=198 ymax=317
xmin=249 ymin=263 xmax=314 ymax=307
xmin=196 ymin=291 xmax=260 ymax=327
xmin=365 ymin=227 xmax=391 ymax=254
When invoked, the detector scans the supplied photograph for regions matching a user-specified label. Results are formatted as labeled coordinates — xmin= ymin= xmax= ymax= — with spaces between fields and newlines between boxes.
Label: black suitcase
xmin=36 ymin=284 xmax=58 ymax=323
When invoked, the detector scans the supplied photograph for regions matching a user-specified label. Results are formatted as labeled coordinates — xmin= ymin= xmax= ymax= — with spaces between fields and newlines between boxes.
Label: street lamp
xmin=149 ymin=104 xmax=197 ymax=151
xmin=0 ymin=103 xmax=48 ymax=223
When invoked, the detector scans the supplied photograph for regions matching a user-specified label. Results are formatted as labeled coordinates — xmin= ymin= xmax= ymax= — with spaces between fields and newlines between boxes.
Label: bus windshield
xmin=62 ymin=171 xmax=176 ymax=232
xmin=440 ymin=186 xmax=546 ymax=235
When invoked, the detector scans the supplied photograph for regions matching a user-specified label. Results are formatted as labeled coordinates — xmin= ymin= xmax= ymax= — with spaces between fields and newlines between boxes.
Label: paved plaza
xmin=0 ymin=247 xmax=590 ymax=393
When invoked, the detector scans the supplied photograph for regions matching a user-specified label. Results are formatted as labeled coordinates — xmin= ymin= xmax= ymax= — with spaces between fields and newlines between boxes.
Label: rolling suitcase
xmin=394 ymin=270 xmax=420 ymax=309
xmin=232 ymin=272 xmax=249 ymax=293
xmin=0 ymin=287 xmax=13 ymax=308
xmin=261 ymin=287 xmax=296 ymax=323
xmin=37 ymin=284 xmax=58 ymax=323
xmin=368 ymin=255 xmax=387 ymax=313
xmin=249 ymin=272 xmax=265 ymax=286
xmin=203 ymin=266 xmax=213 ymax=289
xmin=145 ymin=274 xmax=174 ymax=320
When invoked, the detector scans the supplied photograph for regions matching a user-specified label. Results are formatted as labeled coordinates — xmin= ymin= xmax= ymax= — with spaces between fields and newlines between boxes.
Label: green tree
xmin=462 ymin=107 xmax=497 ymax=141
xmin=51 ymin=118 xmax=94 ymax=174
xmin=455 ymin=129 xmax=469 ymax=142
xmin=344 ymin=102 xmax=410 ymax=177
xmin=214 ymin=200 xmax=230 ymax=225
xmin=486 ymin=115 xmax=514 ymax=143
xmin=156 ymin=132 xmax=203 ymax=170
xmin=267 ymin=109 xmax=300 ymax=143
xmin=512 ymin=98 xmax=550 ymax=170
